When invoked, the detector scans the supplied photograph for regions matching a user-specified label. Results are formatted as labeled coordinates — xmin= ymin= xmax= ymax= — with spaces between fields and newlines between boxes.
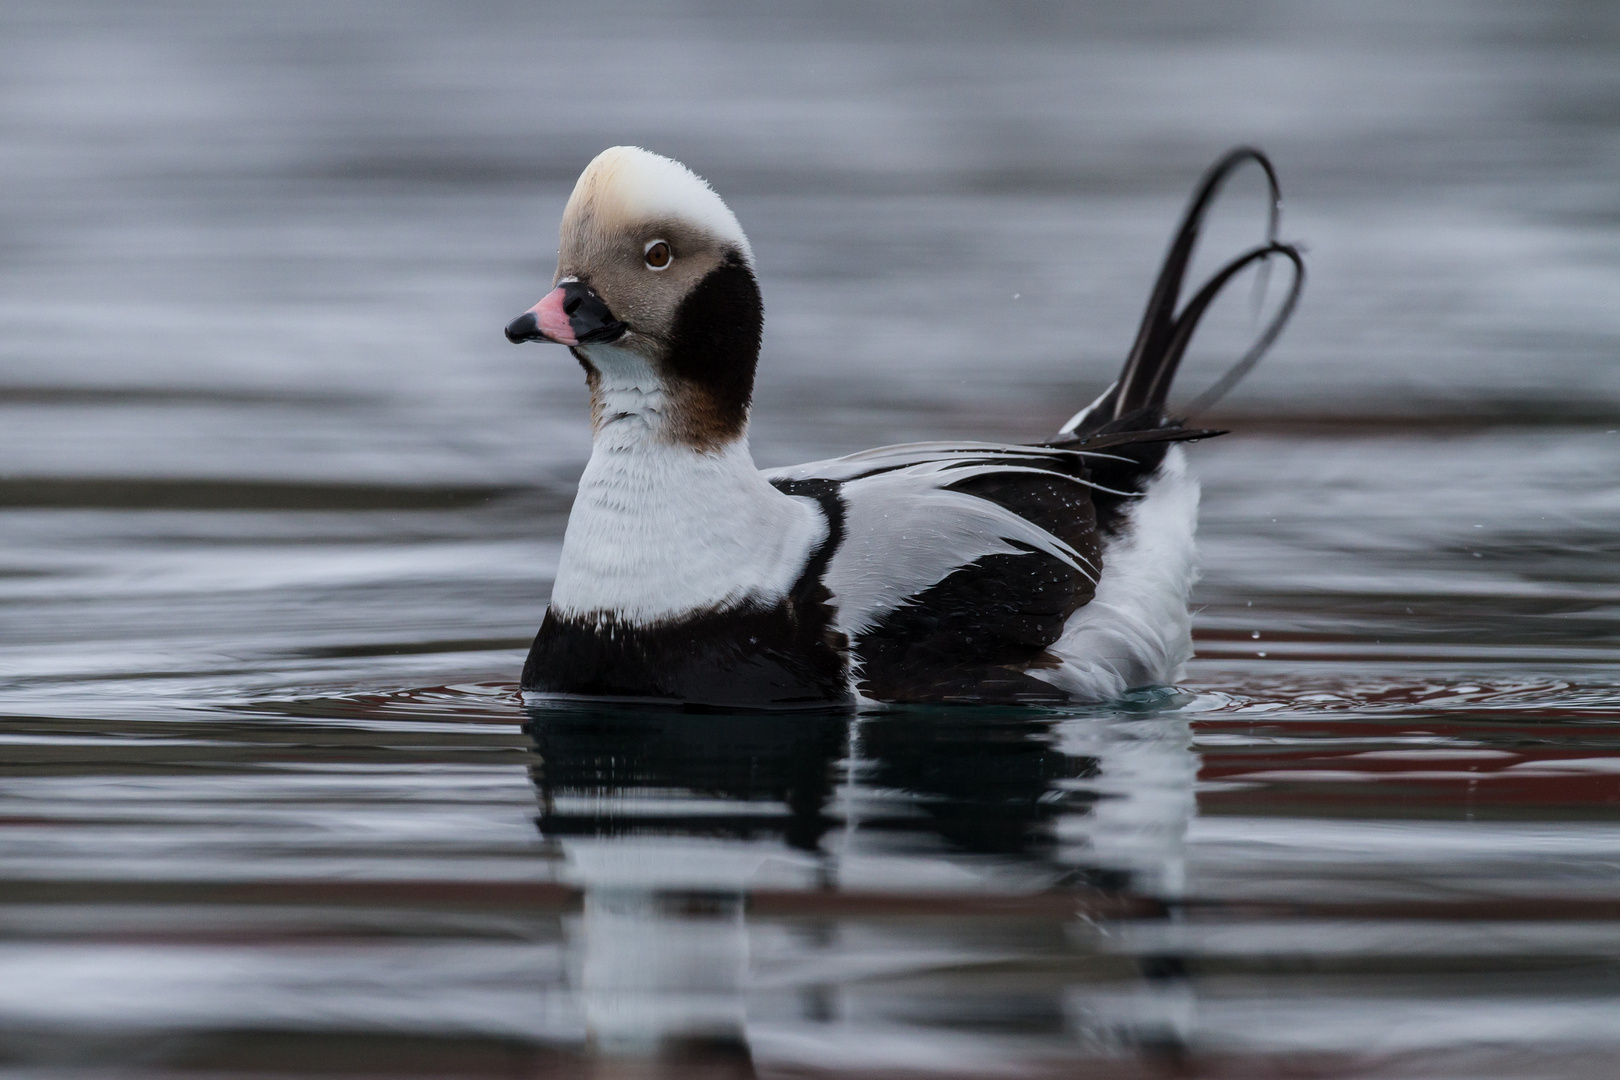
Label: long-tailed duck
xmin=505 ymin=146 xmax=1303 ymax=708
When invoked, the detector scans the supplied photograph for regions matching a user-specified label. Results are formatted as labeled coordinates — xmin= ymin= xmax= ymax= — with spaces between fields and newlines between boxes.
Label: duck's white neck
xmin=584 ymin=345 xmax=676 ymax=446
xmin=548 ymin=347 xmax=824 ymax=626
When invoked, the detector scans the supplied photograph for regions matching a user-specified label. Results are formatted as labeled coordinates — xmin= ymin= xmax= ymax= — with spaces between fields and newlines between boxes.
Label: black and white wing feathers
xmin=765 ymin=429 xmax=1209 ymax=704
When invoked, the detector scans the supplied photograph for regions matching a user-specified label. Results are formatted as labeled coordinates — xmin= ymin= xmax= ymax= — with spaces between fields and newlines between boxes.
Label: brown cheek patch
xmin=655 ymin=253 xmax=762 ymax=451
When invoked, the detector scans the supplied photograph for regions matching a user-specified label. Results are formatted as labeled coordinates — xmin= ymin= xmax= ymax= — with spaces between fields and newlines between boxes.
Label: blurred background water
xmin=2 ymin=1 xmax=1619 ymax=1076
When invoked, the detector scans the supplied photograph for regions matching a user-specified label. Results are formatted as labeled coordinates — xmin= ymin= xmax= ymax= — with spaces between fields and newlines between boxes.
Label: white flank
xmin=548 ymin=345 xmax=822 ymax=624
xmin=1031 ymin=445 xmax=1200 ymax=700
xmin=821 ymin=458 xmax=1091 ymax=637
xmin=572 ymin=146 xmax=753 ymax=262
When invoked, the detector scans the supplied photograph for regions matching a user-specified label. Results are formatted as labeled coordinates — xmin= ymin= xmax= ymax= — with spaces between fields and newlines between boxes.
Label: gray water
xmin=3 ymin=2 xmax=1620 ymax=1076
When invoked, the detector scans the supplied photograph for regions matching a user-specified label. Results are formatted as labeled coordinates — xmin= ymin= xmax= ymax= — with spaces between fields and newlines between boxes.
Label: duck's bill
xmin=505 ymin=281 xmax=627 ymax=346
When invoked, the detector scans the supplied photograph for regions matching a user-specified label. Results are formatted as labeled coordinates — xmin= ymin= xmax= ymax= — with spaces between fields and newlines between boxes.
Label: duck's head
xmin=506 ymin=146 xmax=761 ymax=449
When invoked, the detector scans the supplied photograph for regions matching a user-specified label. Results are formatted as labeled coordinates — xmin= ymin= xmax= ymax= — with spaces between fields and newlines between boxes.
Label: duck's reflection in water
xmin=525 ymin=698 xmax=1197 ymax=1071
xmin=529 ymin=708 xmax=844 ymax=1070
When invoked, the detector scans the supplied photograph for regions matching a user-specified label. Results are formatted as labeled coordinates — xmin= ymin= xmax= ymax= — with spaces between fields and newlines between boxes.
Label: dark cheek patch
xmin=659 ymin=254 xmax=763 ymax=447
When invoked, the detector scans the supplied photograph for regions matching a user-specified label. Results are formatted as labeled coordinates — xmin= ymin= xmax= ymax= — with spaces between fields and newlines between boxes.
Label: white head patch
xmin=567 ymin=146 xmax=752 ymax=264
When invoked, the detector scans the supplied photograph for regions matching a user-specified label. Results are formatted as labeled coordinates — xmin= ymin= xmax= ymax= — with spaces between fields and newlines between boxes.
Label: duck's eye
xmin=643 ymin=240 xmax=672 ymax=270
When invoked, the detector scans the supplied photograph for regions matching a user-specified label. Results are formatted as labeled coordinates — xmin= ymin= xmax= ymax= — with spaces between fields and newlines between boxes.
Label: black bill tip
xmin=505 ymin=311 xmax=542 ymax=344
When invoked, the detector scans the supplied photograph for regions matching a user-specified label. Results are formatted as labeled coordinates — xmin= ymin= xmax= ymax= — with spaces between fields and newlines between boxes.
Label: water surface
xmin=3 ymin=2 xmax=1619 ymax=1076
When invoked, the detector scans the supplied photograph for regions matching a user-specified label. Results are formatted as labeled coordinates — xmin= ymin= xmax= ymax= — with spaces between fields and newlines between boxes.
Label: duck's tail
xmin=1056 ymin=147 xmax=1305 ymax=442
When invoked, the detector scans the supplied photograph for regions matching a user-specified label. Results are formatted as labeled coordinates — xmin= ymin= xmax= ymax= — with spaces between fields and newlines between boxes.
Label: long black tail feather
xmin=1065 ymin=147 xmax=1305 ymax=439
